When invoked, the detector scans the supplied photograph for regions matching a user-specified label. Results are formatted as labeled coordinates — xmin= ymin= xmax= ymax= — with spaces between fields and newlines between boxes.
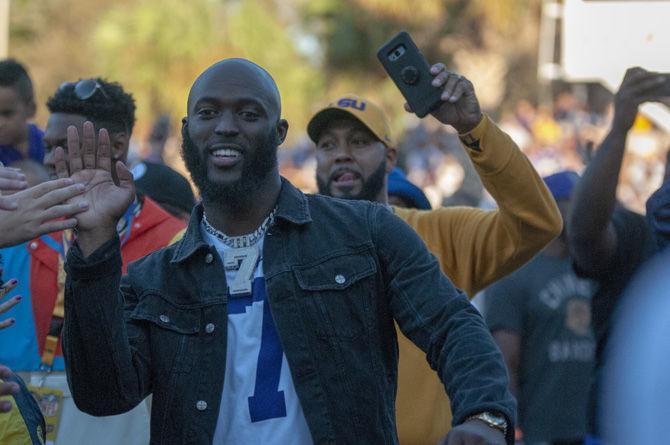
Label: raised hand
xmin=54 ymin=121 xmax=135 ymax=256
xmin=0 ymin=177 xmax=88 ymax=248
xmin=405 ymin=63 xmax=482 ymax=134
xmin=613 ymin=67 xmax=669 ymax=133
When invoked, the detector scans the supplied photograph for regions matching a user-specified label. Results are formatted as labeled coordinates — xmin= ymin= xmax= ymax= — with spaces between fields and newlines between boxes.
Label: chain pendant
xmin=224 ymin=246 xmax=260 ymax=296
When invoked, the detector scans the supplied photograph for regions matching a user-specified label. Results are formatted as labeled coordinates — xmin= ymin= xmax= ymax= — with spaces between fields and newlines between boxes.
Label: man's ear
xmin=181 ymin=117 xmax=188 ymax=138
xmin=385 ymin=145 xmax=397 ymax=173
xmin=110 ymin=132 xmax=130 ymax=163
xmin=276 ymin=119 xmax=289 ymax=145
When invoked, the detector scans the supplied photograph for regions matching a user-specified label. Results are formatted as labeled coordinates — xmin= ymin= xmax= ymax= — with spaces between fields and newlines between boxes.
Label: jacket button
xmin=205 ymin=253 xmax=214 ymax=264
xmin=335 ymin=274 xmax=346 ymax=285
xmin=159 ymin=314 xmax=170 ymax=323
xmin=196 ymin=400 xmax=207 ymax=411
xmin=205 ymin=323 xmax=215 ymax=334
xmin=30 ymin=241 xmax=38 ymax=250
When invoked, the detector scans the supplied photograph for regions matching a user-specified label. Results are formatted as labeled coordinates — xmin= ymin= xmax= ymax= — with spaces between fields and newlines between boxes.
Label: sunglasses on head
xmin=59 ymin=79 xmax=109 ymax=100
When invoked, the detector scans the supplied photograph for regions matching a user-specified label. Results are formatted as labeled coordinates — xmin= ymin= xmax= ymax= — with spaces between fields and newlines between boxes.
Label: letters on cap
xmin=338 ymin=98 xmax=366 ymax=111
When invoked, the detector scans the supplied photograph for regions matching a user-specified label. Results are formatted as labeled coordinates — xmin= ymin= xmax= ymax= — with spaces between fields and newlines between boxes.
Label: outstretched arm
xmin=397 ymin=65 xmax=561 ymax=296
xmin=569 ymin=67 xmax=667 ymax=273
xmin=59 ymin=121 xmax=146 ymax=415
xmin=0 ymin=177 xmax=89 ymax=248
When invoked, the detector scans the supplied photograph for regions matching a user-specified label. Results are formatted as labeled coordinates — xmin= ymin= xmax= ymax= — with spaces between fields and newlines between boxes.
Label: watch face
xmin=484 ymin=412 xmax=506 ymax=426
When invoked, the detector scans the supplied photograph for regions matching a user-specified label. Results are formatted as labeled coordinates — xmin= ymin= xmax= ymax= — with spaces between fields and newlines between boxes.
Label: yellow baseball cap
xmin=307 ymin=94 xmax=394 ymax=146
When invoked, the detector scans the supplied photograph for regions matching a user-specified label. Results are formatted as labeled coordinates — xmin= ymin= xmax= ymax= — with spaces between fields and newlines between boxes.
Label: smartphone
xmin=377 ymin=31 xmax=442 ymax=118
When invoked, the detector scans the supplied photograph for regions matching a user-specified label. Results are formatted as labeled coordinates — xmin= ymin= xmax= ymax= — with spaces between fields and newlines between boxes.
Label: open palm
xmin=54 ymin=121 xmax=135 ymax=232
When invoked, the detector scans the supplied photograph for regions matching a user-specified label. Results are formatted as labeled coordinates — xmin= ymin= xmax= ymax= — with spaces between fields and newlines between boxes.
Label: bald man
xmin=60 ymin=59 xmax=516 ymax=445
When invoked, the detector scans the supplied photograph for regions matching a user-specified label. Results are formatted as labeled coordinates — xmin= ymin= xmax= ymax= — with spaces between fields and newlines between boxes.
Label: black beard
xmin=181 ymin=126 xmax=278 ymax=211
xmin=317 ymin=160 xmax=387 ymax=202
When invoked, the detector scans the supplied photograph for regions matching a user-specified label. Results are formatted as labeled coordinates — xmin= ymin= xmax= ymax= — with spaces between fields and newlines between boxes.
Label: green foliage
xmin=224 ymin=0 xmax=324 ymax=138
xmin=94 ymin=0 xmax=218 ymax=128
xmin=93 ymin=0 xmax=322 ymax=142
xmin=9 ymin=0 xmax=323 ymax=143
xmin=8 ymin=0 xmax=542 ymax=143
xmin=300 ymin=0 xmax=542 ymax=120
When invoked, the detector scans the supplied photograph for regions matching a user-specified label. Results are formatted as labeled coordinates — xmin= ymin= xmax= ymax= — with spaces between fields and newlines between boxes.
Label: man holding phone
xmin=568 ymin=67 xmax=667 ymax=443
xmin=309 ymin=63 xmax=562 ymax=444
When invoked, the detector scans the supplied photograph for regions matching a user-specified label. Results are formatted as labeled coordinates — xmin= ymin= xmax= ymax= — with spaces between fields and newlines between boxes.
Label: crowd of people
xmin=0 ymin=50 xmax=666 ymax=445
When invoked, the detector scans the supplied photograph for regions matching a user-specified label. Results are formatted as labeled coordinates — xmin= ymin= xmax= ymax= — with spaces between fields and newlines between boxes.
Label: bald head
xmin=181 ymin=58 xmax=289 ymax=211
xmin=187 ymin=58 xmax=282 ymax=119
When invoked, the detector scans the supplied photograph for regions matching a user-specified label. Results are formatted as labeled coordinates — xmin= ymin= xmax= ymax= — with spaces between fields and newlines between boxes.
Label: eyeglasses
xmin=59 ymin=79 xmax=109 ymax=100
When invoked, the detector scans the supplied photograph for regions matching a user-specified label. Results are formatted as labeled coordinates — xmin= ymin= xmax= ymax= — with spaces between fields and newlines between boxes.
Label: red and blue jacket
xmin=0 ymin=196 xmax=186 ymax=371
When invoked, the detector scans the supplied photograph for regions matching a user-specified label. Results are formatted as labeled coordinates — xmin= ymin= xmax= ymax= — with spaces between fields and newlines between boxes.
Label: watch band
xmin=466 ymin=411 xmax=508 ymax=436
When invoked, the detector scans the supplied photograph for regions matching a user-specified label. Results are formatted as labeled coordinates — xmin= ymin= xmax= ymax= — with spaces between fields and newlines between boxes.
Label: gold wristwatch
xmin=466 ymin=411 xmax=508 ymax=436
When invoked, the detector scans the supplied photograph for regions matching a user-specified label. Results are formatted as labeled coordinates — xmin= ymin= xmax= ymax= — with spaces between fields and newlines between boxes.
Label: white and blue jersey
xmin=202 ymin=229 xmax=313 ymax=445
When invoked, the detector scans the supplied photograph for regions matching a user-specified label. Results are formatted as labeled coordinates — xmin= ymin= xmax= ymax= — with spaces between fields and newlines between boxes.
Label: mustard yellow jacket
xmin=393 ymin=115 xmax=562 ymax=444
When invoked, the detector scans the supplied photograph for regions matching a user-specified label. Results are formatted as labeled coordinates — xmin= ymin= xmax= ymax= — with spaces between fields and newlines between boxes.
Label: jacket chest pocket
xmin=129 ymin=294 xmax=201 ymax=374
xmin=293 ymin=252 xmax=377 ymax=339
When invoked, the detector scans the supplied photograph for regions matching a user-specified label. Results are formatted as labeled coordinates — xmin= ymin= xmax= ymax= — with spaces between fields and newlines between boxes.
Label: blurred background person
xmin=143 ymin=113 xmax=171 ymax=165
xmin=602 ymin=248 xmax=670 ymax=445
xmin=0 ymin=59 xmax=44 ymax=166
xmin=386 ymin=166 xmax=432 ymax=210
xmin=309 ymin=73 xmax=561 ymax=444
xmin=567 ymin=67 xmax=667 ymax=444
xmin=604 ymin=148 xmax=670 ymax=443
xmin=644 ymin=149 xmax=670 ymax=250
xmin=486 ymin=171 xmax=596 ymax=445
xmin=131 ymin=160 xmax=196 ymax=221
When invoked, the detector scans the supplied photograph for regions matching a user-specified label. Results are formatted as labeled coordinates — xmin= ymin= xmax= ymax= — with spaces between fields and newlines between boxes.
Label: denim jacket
xmin=63 ymin=179 xmax=516 ymax=445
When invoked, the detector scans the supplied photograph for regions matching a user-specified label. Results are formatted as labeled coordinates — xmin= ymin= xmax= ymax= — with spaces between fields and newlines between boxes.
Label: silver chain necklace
xmin=202 ymin=207 xmax=277 ymax=249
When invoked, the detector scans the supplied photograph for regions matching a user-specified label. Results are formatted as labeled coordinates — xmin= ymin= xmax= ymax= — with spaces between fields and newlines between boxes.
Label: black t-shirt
xmin=573 ymin=206 xmax=657 ymax=433
xmin=486 ymin=254 xmax=596 ymax=443
xmin=574 ymin=207 xmax=656 ymax=366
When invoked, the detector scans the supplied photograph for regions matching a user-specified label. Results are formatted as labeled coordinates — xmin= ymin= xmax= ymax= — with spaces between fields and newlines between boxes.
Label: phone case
xmin=377 ymin=31 xmax=442 ymax=118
